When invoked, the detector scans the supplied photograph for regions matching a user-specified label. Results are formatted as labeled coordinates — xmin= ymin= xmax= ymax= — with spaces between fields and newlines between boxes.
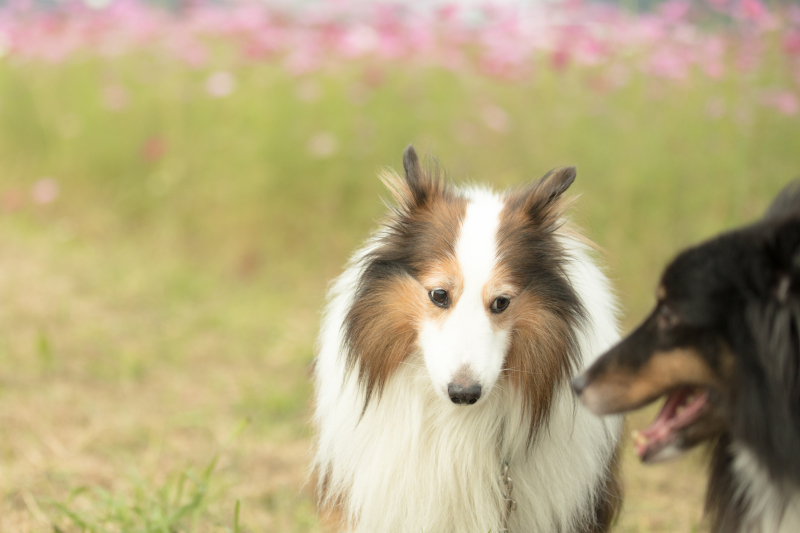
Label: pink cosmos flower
xmin=646 ymin=47 xmax=690 ymax=80
xmin=761 ymin=90 xmax=799 ymax=116
xmin=340 ymin=25 xmax=379 ymax=57
xmin=0 ymin=0 xmax=792 ymax=100
xmin=31 ymin=178 xmax=59 ymax=205
xmin=784 ymin=31 xmax=800 ymax=56
xmin=1 ymin=188 xmax=25 ymax=212
xmin=741 ymin=0 xmax=767 ymax=23
xmin=659 ymin=1 xmax=691 ymax=24
xmin=141 ymin=137 xmax=166 ymax=163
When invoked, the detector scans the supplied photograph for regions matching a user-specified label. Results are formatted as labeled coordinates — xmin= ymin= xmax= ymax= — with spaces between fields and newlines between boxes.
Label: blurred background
xmin=0 ymin=0 xmax=798 ymax=531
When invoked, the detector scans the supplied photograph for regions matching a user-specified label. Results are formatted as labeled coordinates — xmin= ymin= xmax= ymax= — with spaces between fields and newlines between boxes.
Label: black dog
xmin=573 ymin=181 xmax=800 ymax=532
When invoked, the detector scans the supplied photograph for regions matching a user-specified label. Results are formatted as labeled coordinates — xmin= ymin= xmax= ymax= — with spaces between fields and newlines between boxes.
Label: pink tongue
xmin=632 ymin=389 xmax=710 ymax=459
xmin=633 ymin=389 xmax=690 ymax=458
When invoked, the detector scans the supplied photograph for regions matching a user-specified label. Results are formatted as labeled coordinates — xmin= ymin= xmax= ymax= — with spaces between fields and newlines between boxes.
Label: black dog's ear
xmin=763 ymin=183 xmax=800 ymax=302
xmin=764 ymin=179 xmax=800 ymax=221
xmin=767 ymin=216 xmax=800 ymax=286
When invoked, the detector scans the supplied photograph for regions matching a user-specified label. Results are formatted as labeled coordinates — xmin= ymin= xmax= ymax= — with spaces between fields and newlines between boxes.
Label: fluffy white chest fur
xmin=311 ymin=147 xmax=622 ymax=532
xmin=733 ymin=446 xmax=800 ymax=533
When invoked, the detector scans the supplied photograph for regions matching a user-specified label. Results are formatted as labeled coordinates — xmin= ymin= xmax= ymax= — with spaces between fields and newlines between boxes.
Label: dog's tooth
xmin=631 ymin=430 xmax=647 ymax=446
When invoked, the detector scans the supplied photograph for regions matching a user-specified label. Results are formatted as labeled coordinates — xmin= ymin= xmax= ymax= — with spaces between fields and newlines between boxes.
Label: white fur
xmin=420 ymin=190 xmax=508 ymax=402
xmin=312 ymin=188 xmax=623 ymax=532
xmin=732 ymin=445 xmax=800 ymax=532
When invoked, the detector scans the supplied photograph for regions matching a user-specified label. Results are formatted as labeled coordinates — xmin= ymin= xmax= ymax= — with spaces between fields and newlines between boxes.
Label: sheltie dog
xmin=573 ymin=181 xmax=800 ymax=532
xmin=311 ymin=146 xmax=623 ymax=532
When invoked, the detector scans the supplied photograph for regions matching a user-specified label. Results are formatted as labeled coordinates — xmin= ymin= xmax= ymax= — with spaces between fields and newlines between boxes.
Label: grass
xmin=0 ymin=218 xmax=321 ymax=532
xmin=50 ymin=420 xmax=248 ymax=533
xmin=0 ymin=48 xmax=798 ymax=531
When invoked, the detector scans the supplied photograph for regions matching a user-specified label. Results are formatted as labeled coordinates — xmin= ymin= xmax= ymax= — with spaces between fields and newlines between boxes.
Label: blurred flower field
xmin=0 ymin=0 xmax=799 ymax=531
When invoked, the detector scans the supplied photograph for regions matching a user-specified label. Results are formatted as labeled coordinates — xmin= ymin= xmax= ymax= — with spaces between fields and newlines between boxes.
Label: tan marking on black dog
xmin=581 ymin=348 xmax=721 ymax=415
xmin=656 ymin=285 xmax=667 ymax=301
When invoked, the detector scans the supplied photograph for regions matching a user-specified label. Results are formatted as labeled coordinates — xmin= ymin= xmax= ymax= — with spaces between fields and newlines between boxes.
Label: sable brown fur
xmin=346 ymin=160 xmax=586 ymax=420
xmin=344 ymin=146 xmax=467 ymax=406
xmin=312 ymin=465 xmax=347 ymax=529
xmin=498 ymin=167 xmax=586 ymax=439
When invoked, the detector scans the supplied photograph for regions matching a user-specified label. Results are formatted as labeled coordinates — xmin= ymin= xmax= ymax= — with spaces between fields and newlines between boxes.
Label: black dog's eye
xmin=429 ymin=289 xmax=449 ymax=308
xmin=656 ymin=304 xmax=677 ymax=329
xmin=491 ymin=296 xmax=510 ymax=313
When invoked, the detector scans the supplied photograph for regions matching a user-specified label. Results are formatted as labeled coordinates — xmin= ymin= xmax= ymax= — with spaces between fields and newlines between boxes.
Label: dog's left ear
xmin=520 ymin=166 xmax=576 ymax=226
xmin=537 ymin=166 xmax=576 ymax=203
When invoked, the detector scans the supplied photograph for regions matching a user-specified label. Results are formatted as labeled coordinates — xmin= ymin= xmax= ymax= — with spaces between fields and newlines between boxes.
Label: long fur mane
xmin=312 ymin=150 xmax=623 ymax=532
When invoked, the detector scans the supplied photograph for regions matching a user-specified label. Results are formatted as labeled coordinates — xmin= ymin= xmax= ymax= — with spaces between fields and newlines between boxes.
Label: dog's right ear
xmin=382 ymin=144 xmax=441 ymax=212
xmin=402 ymin=145 xmax=430 ymax=207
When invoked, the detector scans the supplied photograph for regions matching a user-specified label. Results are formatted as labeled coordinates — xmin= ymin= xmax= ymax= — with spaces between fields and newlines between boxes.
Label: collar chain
xmin=500 ymin=459 xmax=517 ymax=533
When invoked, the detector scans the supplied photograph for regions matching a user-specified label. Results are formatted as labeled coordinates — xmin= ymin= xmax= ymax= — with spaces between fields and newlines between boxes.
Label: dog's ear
xmin=383 ymin=145 xmax=444 ymax=212
xmin=764 ymin=179 xmax=800 ymax=222
xmin=401 ymin=144 xmax=442 ymax=209
xmin=537 ymin=166 xmax=576 ymax=206
xmin=402 ymin=145 xmax=425 ymax=202
xmin=507 ymin=166 xmax=576 ymax=226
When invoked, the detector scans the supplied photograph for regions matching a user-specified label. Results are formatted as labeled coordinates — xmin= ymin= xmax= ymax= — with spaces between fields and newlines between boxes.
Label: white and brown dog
xmin=311 ymin=146 xmax=622 ymax=532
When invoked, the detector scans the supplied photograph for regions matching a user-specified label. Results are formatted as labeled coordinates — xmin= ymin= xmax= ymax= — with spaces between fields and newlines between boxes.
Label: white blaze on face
xmin=418 ymin=190 xmax=511 ymax=403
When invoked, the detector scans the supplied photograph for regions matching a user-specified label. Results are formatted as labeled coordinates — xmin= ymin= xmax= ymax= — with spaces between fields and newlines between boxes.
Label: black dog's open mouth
xmin=632 ymin=387 xmax=710 ymax=462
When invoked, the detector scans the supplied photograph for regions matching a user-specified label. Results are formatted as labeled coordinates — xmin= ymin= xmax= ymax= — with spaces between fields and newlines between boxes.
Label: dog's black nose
xmin=571 ymin=374 xmax=588 ymax=396
xmin=448 ymin=382 xmax=482 ymax=405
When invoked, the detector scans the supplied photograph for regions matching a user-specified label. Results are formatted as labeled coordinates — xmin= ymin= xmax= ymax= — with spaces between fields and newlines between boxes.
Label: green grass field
xmin=0 ymin=52 xmax=798 ymax=532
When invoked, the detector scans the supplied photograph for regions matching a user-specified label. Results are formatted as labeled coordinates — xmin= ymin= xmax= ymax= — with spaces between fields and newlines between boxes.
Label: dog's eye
xmin=429 ymin=289 xmax=449 ymax=308
xmin=491 ymin=296 xmax=510 ymax=313
xmin=657 ymin=304 xmax=677 ymax=329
